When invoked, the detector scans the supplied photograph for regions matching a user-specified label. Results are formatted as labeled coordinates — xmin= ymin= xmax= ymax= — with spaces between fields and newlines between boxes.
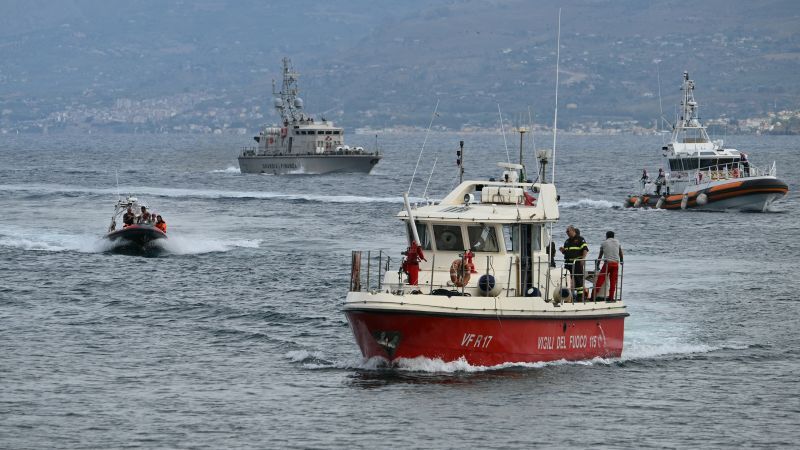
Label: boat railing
xmin=692 ymin=161 xmax=773 ymax=185
xmin=349 ymin=251 xmax=624 ymax=303
xmin=240 ymin=146 xmax=258 ymax=156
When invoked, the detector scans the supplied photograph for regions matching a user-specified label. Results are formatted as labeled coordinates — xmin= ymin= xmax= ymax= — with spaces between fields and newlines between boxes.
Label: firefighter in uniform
xmin=401 ymin=241 xmax=427 ymax=285
xmin=559 ymin=225 xmax=589 ymax=301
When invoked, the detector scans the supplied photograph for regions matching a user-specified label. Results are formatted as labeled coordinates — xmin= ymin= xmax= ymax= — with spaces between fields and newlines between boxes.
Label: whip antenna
xmin=115 ymin=169 xmax=121 ymax=201
xmin=498 ymin=104 xmax=510 ymax=163
xmin=422 ymin=155 xmax=439 ymax=200
xmin=551 ymin=8 xmax=561 ymax=183
xmin=408 ymin=99 xmax=440 ymax=195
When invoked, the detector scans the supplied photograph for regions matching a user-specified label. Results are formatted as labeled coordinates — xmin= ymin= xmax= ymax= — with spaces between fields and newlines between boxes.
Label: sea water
xmin=1 ymin=132 xmax=798 ymax=448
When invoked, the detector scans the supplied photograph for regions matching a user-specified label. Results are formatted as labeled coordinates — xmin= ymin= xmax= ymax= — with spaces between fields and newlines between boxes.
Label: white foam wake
xmin=287 ymin=339 xmax=748 ymax=373
xmin=0 ymin=226 xmax=111 ymax=253
xmin=160 ymin=235 xmax=261 ymax=255
xmin=0 ymin=183 xmax=420 ymax=204
xmin=560 ymin=198 xmax=619 ymax=209
xmin=0 ymin=225 xmax=261 ymax=255
xmin=209 ymin=166 xmax=241 ymax=174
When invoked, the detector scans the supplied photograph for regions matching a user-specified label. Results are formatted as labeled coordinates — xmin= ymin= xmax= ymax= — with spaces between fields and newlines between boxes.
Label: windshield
xmin=407 ymin=222 xmax=432 ymax=250
xmin=468 ymin=225 xmax=499 ymax=252
xmin=433 ymin=224 xmax=464 ymax=251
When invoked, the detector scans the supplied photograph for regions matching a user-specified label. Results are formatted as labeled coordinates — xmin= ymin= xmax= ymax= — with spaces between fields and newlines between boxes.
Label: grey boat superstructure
xmin=238 ymin=58 xmax=381 ymax=175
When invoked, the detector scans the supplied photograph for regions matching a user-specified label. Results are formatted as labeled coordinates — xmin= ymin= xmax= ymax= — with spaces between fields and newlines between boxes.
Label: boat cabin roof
xmin=398 ymin=180 xmax=559 ymax=224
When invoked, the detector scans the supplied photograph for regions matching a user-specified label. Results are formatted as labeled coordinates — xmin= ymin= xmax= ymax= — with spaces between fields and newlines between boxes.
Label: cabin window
xmin=325 ymin=131 xmax=333 ymax=135
xmin=503 ymin=224 xmax=519 ymax=252
xmin=433 ymin=224 xmax=464 ymax=251
xmin=468 ymin=225 xmax=499 ymax=252
xmin=530 ymin=224 xmax=542 ymax=251
xmin=334 ymin=131 xmax=341 ymax=135
xmin=407 ymin=222 xmax=432 ymax=250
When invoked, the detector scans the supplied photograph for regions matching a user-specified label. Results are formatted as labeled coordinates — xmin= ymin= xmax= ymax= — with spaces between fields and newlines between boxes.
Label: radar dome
xmin=273 ymin=98 xmax=283 ymax=108
xmin=294 ymin=98 xmax=304 ymax=108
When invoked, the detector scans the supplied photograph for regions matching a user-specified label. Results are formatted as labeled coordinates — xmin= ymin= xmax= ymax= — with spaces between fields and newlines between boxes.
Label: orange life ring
xmin=449 ymin=259 xmax=471 ymax=287
xmin=732 ymin=168 xmax=740 ymax=178
xmin=268 ymin=137 xmax=274 ymax=144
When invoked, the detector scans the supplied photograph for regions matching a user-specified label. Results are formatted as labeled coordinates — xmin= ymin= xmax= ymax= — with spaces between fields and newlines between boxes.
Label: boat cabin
xmin=385 ymin=166 xmax=564 ymax=298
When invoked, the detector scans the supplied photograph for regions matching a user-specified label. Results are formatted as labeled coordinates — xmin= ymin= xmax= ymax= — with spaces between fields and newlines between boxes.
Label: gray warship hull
xmin=238 ymin=154 xmax=382 ymax=175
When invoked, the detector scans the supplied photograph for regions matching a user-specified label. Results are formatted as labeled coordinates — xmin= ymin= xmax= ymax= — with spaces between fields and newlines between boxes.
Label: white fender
xmin=696 ymin=192 xmax=708 ymax=206
xmin=633 ymin=197 xmax=642 ymax=208
xmin=553 ymin=287 xmax=572 ymax=304
xmin=656 ymin=197 xmax=665 ymax=209
xmin=680 ymin=194 xmax=689 ymax=210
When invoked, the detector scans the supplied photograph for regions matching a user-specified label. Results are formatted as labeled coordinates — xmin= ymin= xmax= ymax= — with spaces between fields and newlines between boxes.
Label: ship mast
xmin=675 ymin=71 xmax=710 ymax=143
xmin=273 ymin=57 xmax=305 ymax=123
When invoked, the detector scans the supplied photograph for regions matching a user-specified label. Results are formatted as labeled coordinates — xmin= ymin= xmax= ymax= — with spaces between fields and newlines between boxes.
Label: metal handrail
xmin=348 ymin=250 xmax=624 ymax=303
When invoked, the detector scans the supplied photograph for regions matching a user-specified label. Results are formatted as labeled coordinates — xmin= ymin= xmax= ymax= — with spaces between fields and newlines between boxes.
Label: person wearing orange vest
xmin=402 ymin=241 xmax=427 ymax=285
xmin=155 ymin=215 xmax=167 ymax=233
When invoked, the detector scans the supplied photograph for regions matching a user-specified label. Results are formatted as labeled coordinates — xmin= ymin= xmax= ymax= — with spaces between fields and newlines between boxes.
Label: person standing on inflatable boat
xmin=401 ymin=241 xmax=427 ymax=285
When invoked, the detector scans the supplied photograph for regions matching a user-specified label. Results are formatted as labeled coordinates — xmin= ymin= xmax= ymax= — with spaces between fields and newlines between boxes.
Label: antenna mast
xmin=498 ymin=104 xmax=510 ymax=163
xmin=551 ymin=8 xmax=561 ymax=183
xmin=407 ymin=99 xmax=440 ymax=195
xmin=273 ymin=57 xmax=304 ymax=123
xmin=457 ymin=140 xmax=465 ymax=183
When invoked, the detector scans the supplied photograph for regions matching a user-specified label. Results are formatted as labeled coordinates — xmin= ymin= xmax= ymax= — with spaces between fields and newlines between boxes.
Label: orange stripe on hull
xmin=709 ymin=181 xmax=743 ymax=192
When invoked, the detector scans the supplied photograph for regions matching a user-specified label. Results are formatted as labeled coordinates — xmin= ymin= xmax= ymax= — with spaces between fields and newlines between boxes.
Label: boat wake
xmin=0 ymin=225 xmax=260 ymax=255
xmin=560 ymin=198 xmax=619 ymax=209
xmin=286 ymin=340 xmax=751 ymax=374
xmin=0 ymin=183 xmax=421 ymax=205
xmin=160 ymin=235 xmax=261 ymax=255
xmin=209 ymin=166 xmax=241 ymax=174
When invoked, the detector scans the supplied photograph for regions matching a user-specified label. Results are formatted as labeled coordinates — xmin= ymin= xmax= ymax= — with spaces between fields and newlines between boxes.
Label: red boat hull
xmin=345 ymin=310 xmax=627 ymax=366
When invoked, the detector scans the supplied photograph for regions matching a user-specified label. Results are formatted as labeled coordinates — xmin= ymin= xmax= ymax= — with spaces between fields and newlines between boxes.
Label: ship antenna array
xmin=407 ymin=99 xmax=440 ymax=195
xmin=551 ymin=8 xmax=561 ymax=183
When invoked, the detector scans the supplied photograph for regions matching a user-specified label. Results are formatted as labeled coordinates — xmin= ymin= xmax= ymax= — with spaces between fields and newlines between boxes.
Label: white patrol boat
xmin=344 ymin=152 xmax=628 ymax=366
xmin=238 ymin=58 xmax=382 ymax=175
xmin=626 ymin=71 xmax=788 ymax=211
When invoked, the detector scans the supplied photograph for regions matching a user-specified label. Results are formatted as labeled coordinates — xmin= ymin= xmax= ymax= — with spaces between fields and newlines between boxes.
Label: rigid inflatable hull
xmin=626 ymin=177 xmax=788 ymax=212
xmin=345 ymin=309 xmax=627 ymax=366
xmin=105 ymin=225 xmax=166 ymax=254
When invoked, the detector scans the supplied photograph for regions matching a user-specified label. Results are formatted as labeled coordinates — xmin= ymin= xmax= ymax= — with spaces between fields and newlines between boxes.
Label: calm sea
xmin=1 ymin=132 xmax=798 ymax=448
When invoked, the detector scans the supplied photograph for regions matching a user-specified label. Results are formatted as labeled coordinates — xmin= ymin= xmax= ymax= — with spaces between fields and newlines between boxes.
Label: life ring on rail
xmin=450 ymin=259 xmax=471 ymax=287
xmin=732 ymin=167 xmax=740 ymax=178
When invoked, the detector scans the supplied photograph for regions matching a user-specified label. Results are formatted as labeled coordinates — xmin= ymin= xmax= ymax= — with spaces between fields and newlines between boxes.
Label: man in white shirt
xmin=593 ymin=231 xmax=623 ymax=302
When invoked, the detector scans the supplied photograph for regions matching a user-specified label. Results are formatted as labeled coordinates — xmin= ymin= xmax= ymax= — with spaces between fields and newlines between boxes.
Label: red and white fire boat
xmin=344 ymin=160 xmax=628 ymax=366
